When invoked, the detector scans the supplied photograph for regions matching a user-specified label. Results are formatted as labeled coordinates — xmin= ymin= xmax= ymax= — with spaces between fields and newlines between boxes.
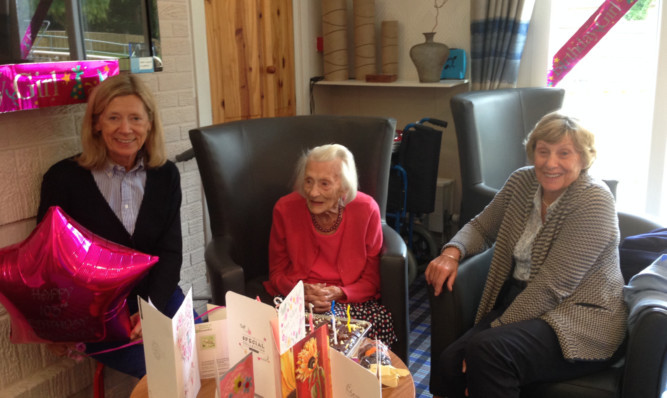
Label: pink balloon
xmin=0 ymin=206 xmax=158 ymax=343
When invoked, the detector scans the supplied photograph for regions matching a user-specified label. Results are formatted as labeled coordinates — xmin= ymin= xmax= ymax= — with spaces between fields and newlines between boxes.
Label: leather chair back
xmin=451 ymin=87 xmax=565 ymax=226
xmin=189 ymin=115 xmax=412 ymax=362
xmin=189 ymin=115 xmax=396 ymax=283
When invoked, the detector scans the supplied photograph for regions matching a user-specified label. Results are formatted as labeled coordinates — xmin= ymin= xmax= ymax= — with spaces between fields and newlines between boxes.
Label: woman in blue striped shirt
xmin=38 ymin=74 xmax=185 ymax=379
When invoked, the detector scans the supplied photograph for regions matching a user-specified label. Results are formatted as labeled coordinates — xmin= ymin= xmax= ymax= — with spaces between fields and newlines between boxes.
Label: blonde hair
xmin=524 ymin=112 xmax=597 ymax=170
xmin=77 ymin=74 xmax=166 ymax=169
xmin=293 ymin=144 xmax=358 ymax=205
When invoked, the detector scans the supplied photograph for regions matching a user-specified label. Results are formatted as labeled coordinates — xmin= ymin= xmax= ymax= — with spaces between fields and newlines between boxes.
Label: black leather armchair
xmin=188 ymin=115 xmax=410 ymax=363
xmin=428 ymin=213 xmax=664 ymax=398
xmin=451 ymin=87 xmax=565 ymax=227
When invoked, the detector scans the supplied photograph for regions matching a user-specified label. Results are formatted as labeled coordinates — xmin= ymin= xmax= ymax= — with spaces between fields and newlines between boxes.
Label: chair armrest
xmin=428 ymin=247 xmax=494 ymax=394
xmin=622 ymin=307 xmax=667 ymax=398
xmin=379 ymin=223 xmax=409 ymax=364
xmin=471 ymin=183 xmax=500 ymax=200
xmin=617 ymin=211 xmax=663 ymax=241
xmin=460 ymin=184 xmax=499 ymax=226
xmin=205 ymin=235 xmax=245 ymax=305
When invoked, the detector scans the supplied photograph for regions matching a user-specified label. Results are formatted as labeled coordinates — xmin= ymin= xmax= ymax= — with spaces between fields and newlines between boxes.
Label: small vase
xmin=409 ymin=32 xmax=450 ymax=83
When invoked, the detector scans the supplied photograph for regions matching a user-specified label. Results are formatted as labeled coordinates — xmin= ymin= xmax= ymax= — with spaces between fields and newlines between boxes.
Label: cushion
xmin=619 ymin=228 xmax=667 ymax=283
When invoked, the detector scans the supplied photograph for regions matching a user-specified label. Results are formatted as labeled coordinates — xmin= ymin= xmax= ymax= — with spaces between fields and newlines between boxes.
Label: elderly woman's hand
xmin=425 ymin=248 xmax=461 ymax=296
xmin=304 ymin=283 xmax=346 ymax=313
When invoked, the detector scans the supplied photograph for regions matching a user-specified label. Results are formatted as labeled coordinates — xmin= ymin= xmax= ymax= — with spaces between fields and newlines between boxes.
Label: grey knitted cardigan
xmin=448 ymin=166 xmax=626 ymax=361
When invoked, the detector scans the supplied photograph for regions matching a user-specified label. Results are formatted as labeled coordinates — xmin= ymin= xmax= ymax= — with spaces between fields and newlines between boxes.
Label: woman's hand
xmin=46 ymin=342 xmax=86 ymax=361
xmin=46 ymin=343 xmax=76 ymax=357
xmin=304 ymin=283 xmax=346 ymax=313
xmin=129 ymin=312 xmax=142 ymax=341
xmin=425 ymin=248 xmax=461 ymax=296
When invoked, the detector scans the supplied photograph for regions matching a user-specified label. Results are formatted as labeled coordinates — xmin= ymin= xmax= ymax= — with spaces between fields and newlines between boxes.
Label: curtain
xmin=471 ymin=0 xmax=536 ymax=90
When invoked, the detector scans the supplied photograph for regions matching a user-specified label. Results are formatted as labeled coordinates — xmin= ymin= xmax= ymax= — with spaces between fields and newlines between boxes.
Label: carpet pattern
xmin=408 ymin=273 xmax=433 ymax=397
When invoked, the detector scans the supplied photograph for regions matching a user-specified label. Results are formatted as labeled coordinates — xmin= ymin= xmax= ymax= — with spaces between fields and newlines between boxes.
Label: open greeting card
xmin=217 ymin=352 xmax=254 ymax=397
xmin=195 ymin=304 xmax=229 ymax=379
xmin=139 ymin=288 xmax=201 ymax=398
xmin=225 ymin=291 xmax=281 ymax=397
xmin=330 ymin=347 xmax=382 ymax=398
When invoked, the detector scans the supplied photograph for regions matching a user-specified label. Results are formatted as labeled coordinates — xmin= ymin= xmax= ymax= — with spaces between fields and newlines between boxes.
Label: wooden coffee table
xmin=131 ymin=347 xmax=415 ymax=398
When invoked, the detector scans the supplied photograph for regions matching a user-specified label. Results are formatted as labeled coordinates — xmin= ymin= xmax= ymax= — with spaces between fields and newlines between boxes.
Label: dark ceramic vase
xmin=409 ymin=32 xmax=450 ymax=83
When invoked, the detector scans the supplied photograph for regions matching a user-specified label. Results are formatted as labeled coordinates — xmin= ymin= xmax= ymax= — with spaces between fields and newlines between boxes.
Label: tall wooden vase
xmin=409 ymin=32 xmax=450 ymax=83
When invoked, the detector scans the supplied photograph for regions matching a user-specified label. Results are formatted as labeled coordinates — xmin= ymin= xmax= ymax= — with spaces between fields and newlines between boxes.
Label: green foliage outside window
xmin=28 ymin=0 xmax=148 ymax=35
xmin=625 ymin=0 xmax=655 ymax=21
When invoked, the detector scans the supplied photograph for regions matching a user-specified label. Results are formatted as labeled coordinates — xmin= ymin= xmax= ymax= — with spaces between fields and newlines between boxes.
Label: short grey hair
xmin=293 ymin=144 xmax=358 ymax=205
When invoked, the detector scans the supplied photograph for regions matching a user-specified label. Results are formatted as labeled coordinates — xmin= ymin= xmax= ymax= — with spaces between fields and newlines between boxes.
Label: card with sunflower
xmin=292 ymin=325 xmax=333 ymax=397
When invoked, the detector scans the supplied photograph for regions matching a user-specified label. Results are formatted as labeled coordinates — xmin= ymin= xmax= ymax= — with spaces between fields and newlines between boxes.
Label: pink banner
xmin=547 ymin=0 xmax=637 ymax=87
xmin=0 ymin=60 xmax=119 ymax=114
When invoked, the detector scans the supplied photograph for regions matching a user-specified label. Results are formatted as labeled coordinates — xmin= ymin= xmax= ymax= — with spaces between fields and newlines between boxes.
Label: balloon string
xmin=86 ymin=339 xmax=143 ymax=356
xmin=86 ymin=306 xmax=224 ymax=357
xmin=195 ymin=305 xmax=224 ymax=321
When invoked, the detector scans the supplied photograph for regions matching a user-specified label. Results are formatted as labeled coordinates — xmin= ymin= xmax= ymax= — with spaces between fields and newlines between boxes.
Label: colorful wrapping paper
xmin=0 ymin=59 xmax=119 ymax=113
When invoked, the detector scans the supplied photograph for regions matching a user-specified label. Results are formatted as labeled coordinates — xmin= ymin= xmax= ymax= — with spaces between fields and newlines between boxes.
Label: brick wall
xmin=0 ymin=0 xmax=209 ymax=396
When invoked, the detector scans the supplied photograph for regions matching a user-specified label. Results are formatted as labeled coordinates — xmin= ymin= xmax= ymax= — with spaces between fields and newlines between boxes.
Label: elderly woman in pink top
xmin=263 ymin=143 xmax=397 ymax=346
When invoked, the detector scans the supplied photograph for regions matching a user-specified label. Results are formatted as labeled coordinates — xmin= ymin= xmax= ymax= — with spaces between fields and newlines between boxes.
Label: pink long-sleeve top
xmin=263 ymin=191 xmax=383 ymax=302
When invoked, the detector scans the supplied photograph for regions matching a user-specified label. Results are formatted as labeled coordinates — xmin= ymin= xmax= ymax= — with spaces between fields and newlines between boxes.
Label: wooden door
xmin=204 ymin=0 xmax=296 ymax=123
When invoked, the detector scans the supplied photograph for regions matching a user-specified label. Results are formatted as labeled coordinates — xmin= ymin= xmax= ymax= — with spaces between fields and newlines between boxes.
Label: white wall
xmin=293 ymin=0 xmax=471 ymax=115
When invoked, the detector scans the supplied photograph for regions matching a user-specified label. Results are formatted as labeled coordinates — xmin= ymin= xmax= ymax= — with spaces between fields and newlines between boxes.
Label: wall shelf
xmin=314 ymin=79 xmax=469 ymax=89
xmin=310 ymin=76 xmax=470 ymax=206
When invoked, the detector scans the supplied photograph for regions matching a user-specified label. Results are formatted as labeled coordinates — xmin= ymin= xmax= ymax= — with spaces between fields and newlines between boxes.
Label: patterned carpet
xmin=408 ymin=273 xmax=433 ymax=397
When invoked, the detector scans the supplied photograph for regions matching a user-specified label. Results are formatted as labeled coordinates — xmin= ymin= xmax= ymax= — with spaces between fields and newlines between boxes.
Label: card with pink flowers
xmin=218 ymin=352 xmax=254 ymax=398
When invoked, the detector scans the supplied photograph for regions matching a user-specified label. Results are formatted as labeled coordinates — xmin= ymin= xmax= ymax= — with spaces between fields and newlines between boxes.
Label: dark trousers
xmin=436 ymin=279 xmax=615 ymax=398
xmin=85 ymin=288 xmax=200 ymax=379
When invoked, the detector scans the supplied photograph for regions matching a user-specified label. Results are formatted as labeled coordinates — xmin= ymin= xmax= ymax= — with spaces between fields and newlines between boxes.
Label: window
xmin=1 ymin=0 xmax=161 ymax=69
xmin=521 ymin=0 xmax=666 ymax=224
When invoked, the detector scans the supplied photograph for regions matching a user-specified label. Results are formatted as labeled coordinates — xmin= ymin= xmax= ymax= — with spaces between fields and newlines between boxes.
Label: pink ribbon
xmin=548 ymin=0 xmax=637 ymax=86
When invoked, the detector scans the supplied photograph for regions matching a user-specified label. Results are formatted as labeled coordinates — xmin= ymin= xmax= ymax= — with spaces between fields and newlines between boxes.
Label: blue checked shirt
xmin=92 ymin=157 xmax=146 ymax=235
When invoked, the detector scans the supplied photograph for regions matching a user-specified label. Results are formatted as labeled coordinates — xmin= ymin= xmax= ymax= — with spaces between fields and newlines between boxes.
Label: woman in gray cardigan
xmin=426 ymin=113 xmax=625 ymax=398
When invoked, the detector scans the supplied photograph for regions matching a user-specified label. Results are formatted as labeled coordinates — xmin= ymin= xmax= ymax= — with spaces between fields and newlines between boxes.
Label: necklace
xmin=311 ymin=204 xmax=343 ymax=233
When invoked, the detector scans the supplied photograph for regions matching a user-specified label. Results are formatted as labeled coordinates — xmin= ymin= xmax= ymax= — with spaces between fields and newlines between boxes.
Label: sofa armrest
xmin=429 ymin=247 xmax=494 ymax=394
xmin=205 ymin=235 xmax=245 ymax=306
xmin=379 ymin=223 xmax=409 ymax=364
xmin=622 ymin=307 xmax=667 ymax=398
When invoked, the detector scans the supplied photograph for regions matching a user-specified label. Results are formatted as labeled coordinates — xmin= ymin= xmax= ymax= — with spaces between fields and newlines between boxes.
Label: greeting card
xmin=225 ymin=291 xmax=280 ymax=398
xmin=329 ymin=347 xmax=381 ymax=398
xmin=292 ymin=325 xmax=332 ymax=398
xmin=278 ymin=280 xmax=306 ymax=354
xmin=195 ymin=304 xmax=229 ymax=379
xmin=218 ymin=352 xmax=254 ymax=398
xmin=139 ymin=288 xmax=201 ymax=398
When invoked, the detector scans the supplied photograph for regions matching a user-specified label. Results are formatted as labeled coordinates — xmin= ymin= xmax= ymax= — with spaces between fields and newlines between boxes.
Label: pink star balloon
xmin=0 ymin=206 xmax=158 ymax=343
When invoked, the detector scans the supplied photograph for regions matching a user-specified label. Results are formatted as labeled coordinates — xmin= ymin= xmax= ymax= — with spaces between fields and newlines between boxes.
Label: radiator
xmin=426 ymin=178 xmax=455 ymax=236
